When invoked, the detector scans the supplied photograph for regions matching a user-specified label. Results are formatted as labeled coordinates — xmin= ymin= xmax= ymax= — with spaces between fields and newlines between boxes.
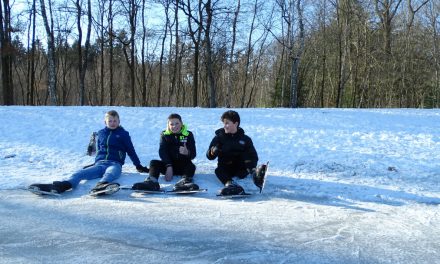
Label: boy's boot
xmin=28 ymin=183 xmax=53 ymax=193
xmin=219 ymin=180 xmax=245 ymax=196
xmin=252 ymin=164 xmax=268 ymax=193
xmin=132 ymin=160 xmax=161 ymax=191
xmin=132 ymin=177 xmax=160 ymax=191
xmin=173 ymin=177 xmax=199 ymax=191
xmin=90 ymin=181 xmax=120 ymax=196
xmin=51 ymin=181 xmax=72 ymax=194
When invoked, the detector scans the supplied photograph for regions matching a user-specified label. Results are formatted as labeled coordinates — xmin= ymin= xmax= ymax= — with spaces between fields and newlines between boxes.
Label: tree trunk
xmin=109 ymin=0 xmax=114 ymax=105
xmin=226 ymin=0 xmax=240 ymax=108
xmin=290 ymin=0 xmax=304 ymax=108
xmin=0 ymin=0 xmax=14 ymax=105
xmin=26 ymin=0 xmax=37 ymax=105
xmin=374 ymin=0 xmax=403 ymax=55
xmin=240 ymin=0 xmax=256 ymax=108
xmin=129 ymin=0 xmax=136 ymax=106
xmin=158 ymin=1 xmax=170 ymax=106
xmin=39 ymin=0 xmax=57 ymax=105
xmin=141 ymin=0 xmax=148 ymax=106
xmin=76 ymin=0 xmax=91 ymax=105
xmin=99 ymin=0 xmax=104 ymax=105
xmin=205 ymin=0 xmax=216 ymax=108
xmin=429 ymin=1 xmax=440 ymax=107
xmin=336 ymin=0 xmax=349 ymax=108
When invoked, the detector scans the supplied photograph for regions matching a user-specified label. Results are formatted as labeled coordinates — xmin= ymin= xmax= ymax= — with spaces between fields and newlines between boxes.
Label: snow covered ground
xmin=0 ymin=106 xmax=439 ymax=264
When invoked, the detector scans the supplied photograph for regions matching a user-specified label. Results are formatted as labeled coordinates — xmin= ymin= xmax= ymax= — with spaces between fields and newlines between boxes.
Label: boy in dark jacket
xmin=132 ymin=113 xmax=199 ymax=191
xmin=207 ymin=110 xmax=262 ymax=195
xmin=29 ymin=110 xmax=148 ymax=195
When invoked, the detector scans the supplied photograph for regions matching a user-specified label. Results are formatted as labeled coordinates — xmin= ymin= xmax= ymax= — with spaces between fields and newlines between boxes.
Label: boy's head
xmin=221 ymin=110 xmax=240 ymax=134
xmin=167 ymin=113 xmax=183 ymax=134
xmin=105 ymin=110 xmax=120 ymax=130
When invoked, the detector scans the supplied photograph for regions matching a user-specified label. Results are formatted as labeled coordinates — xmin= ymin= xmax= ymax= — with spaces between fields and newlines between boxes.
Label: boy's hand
xmin=136 ymin=165 xmax=149 ymax=173
xmin=210 ymin=145 xmax=221 ymax=156
xmin=179 ymin=143 xmax=189 ymax=156
xmin=165 ymin=166 xmax=173 ymax=181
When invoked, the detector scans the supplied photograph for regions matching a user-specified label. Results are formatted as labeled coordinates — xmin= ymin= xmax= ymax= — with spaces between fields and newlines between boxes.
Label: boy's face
xmin=223 ymin=119 xmax=238 ymax=134
xmin=168 ymin=118 xmax=182 ymax=134
xmin=105 ymin=115 xmax=120 ymax=130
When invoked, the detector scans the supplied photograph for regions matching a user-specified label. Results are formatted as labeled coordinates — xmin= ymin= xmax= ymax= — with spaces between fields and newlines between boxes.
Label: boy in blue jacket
xmin=29 ymin=110 xmax=148 ymax=195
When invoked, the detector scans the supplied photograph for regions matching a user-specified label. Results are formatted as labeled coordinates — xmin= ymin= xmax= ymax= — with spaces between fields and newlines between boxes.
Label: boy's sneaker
xmin=219 ymin=181 xmax=245 ymax=196
xmin=173 ymin=177 xmax=199 ymax=191
xmin=132 ymin=178 xmax=160 ymax=191
xmin=90 ymin=182 xmax=120 ymax=196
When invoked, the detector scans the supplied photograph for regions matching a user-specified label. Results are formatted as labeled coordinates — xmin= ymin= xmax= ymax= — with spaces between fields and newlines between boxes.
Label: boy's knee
xmin=149 ymin=160 xmax=162 ymax=168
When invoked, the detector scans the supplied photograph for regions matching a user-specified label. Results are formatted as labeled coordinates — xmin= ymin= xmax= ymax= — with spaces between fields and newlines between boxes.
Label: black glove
xmin=136 ymin=165 xmax=149 ymax=173
xmin=211 ymin=144 xmax=221 ymax=156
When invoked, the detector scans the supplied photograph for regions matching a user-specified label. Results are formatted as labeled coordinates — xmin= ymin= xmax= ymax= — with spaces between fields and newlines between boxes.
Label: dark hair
xmin=221 ymin=110 xmax=240 ymax=126
xmin=168 ymin=113 xmax=182 ymax=123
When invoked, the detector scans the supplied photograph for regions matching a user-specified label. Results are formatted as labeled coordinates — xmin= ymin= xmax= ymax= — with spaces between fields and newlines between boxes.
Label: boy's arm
xmin=158 ymin=133 xmax=173 ymax=166
xmin=123 ymin=133 xmax=149 ymax=172
xmin=122 ymin=131 xmax=143 ymax=166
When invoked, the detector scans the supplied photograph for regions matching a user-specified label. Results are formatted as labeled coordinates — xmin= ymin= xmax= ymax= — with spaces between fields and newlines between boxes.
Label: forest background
xmin=1 ymin=0 xmax=439 ymax=108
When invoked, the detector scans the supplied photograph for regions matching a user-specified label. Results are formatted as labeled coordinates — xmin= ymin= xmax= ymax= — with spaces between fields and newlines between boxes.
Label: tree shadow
xmin=23 ymin=171 xmax=440 ymax=212
xmin=182 ymin=173 xmax=440 ymax=212
xmin=259 ymin=175 xmax=440 ymax=210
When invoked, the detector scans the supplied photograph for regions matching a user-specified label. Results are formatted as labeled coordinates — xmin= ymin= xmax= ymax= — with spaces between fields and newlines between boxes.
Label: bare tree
xmin=335 ymin=0 xmax=351 ymax=107
xmin=240 ymin=0 xmax=256 ymax=107
xmin=205 ymin=0 xmax=216 ymax=107
xmin=167 ymin=0 xmax=180 ymax=106
xmin=26 ymin=0 xmax=37 ymax=105
xmin=180 ymin=0 xmax=203 ymax=107
xmin=157 ymin=0 xmax=171 ymax=106
xmin=427 ymin=0 xmax=440 ymax=107
xmin=374 ymin=0 xmax=403 ymax=55
xmin=140 ymin=0 xmax=148 ymax=106
xmin=118 ymin=0 xmax=139 ymax=106
xmin=109 ymin=0 xmax=114 ymax=105
xmin=226 ymin=0 xmax=240 ymax=108
xmin=275 ymin=0 xmax=305 ymax=107
xmin=400 ymin=0 xmax=429 ymax=107
xmin=76 ymin=0 xmax=92 ymax=105
xmin=39 ymin=0 xmax=58 ymax=105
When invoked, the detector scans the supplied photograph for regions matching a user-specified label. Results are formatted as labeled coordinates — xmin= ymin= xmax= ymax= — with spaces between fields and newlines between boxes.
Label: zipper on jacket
xmin=105 ymin=131 xmax=112 ymax=160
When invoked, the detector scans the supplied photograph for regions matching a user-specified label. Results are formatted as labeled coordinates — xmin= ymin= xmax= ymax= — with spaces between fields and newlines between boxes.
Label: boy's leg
xmin=173 ymin=161 xmax=196 ymax=179
xmin=236 ymin=168 xmax=249 ymax=179
xmin=148 ymin=160 xmax=166 ymax=180
xmin=183 ymin=162 xmax=196 ymax=179
xmin=173 ymin=162 xmax=199 ymax=191
xmin=66 ymin=163 xmax=106 ymax=188
xmin=217 ymin=164 xmax=245 ymax=195
xmin=215 ymin=166 xmax=233 ymax=185
xmin=99 ymin=161 xmax=123 ymax=183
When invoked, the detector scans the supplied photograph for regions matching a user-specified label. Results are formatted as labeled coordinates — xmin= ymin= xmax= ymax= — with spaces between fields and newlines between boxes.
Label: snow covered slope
xmin=0 ymin=106 xmax=439 ymax=263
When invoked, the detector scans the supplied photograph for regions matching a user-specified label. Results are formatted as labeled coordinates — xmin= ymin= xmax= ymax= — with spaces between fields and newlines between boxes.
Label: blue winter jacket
xmin=95 ymin=126 xmax=141 ymax=166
